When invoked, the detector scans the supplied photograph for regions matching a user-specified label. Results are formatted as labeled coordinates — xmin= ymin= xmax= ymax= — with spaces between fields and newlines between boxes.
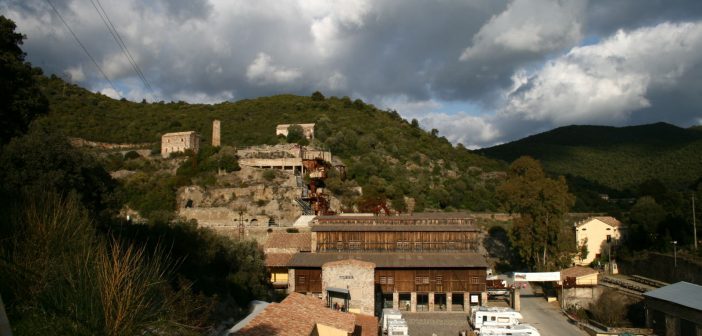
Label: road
xmin=519 ymin=284 xmax=587 ymax=336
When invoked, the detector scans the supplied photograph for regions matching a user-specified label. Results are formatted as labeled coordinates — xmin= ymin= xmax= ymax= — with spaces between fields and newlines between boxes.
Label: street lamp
xmin=672 ymin=241 xmax=677 ymax=268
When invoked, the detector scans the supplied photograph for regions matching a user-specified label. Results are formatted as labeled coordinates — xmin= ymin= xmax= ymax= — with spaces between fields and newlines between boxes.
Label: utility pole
xmin=238 ymin=209 xmax=245 ymax=239
xmin=693 ymin=194 xmax=697 ymax=250
xmin=672 ymin=241 xmax=678 ymax=268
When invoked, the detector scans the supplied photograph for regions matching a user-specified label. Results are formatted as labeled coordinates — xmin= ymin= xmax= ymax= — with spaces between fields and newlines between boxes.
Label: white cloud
xmin=460 ymin=0 xmax=585 ymax=60
xmin=500 ymin=21 xmax=702 ymax=125
xmin=65 ymin=65 xmax=85 ymax=81
xmin=420 ymin=112 xmax=501 ymax=149
xmin=99 ymin=87 xmax=121 ymax=99
xmin=246 ymin=52 xmax=302 ymax=85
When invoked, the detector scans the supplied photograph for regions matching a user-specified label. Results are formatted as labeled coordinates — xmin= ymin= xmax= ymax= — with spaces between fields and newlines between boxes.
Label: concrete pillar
xmin=393 ymin=291 xmax=399 ymax=310
xmin=464 ymin=292 xmax=470 ymax=312
xmin=410 ymin=292 xmax=417 ymax=312
xmin=428 ymin=292 xmax=435 ymax=312
xmin=446 ymin=292 xmax=453 ymax=312
xmin=287 ymin=269 xmax=295 ymax=294
xmin=512 ymin=288 xmax=521 ymax=312
xmin=481 ymin=292 xmax=488 ymax=306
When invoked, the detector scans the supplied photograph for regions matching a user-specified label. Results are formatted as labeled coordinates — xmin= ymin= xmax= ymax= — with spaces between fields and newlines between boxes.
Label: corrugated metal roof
xmin=287 ymin=252 xmax=488 ymax=268
xmin=643 ymin=281 xmax=702 ymax=311
xmin=311 ymin=225 xmax=479 ymax=232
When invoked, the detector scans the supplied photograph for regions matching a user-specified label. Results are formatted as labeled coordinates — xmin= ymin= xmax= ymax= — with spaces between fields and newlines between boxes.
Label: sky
xmin=3 ymin=0 xmax=702 ymax=148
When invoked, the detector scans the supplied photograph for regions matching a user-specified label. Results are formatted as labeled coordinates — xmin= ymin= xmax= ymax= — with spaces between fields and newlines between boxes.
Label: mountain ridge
xmin=478 ymin=122 xmax=702 ymax=191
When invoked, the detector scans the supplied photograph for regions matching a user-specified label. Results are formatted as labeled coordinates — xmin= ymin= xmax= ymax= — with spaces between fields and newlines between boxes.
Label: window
xmin=471 ymin=277 xmax=479 ymax=284
xmin=435 ymin=275 xmax=443 ymax=285
xmin=298 ymin=276 xmax=306 ymax=284
xmin=387 ymin=276 xmax=394 ymax=285
xmin=349 ymin=241 xmax=361 ymax=250
xmin=415 ymin=276 xmax=429 ymax=285
xmin=336 ymin=241 xmax=344 ymax=250
xmin=380 ymin=276 xmax=387 ymax=284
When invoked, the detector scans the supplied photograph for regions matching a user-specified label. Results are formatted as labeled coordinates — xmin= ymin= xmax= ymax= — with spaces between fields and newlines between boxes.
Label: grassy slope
xmin=35 ymin=75 xmax=505 ymax=211
xmin=478 ymin=123 xmax=702 ymax=191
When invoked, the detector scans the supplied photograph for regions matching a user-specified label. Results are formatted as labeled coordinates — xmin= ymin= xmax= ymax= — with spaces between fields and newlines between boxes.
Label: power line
xmin=90 ymin=0 xmax=156 ymax=99
xmin=45 ymin=0 xmax=122 ymax=99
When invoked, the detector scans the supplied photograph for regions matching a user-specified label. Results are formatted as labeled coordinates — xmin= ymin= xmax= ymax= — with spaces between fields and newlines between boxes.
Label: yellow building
xmin=574 ymin=216 xmax=622 ymax=266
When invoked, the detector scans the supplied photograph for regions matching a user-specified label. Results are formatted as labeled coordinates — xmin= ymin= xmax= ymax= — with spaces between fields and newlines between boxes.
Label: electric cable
xmin=45 ymin=0 xmax=122 ymax=99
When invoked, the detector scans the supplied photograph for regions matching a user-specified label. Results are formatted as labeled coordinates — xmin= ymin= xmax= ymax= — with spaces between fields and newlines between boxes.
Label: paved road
xmin=403 ymin=312 xmax=471 ymax=336
xmin=519 ymin=284 xmax=587 ymax=336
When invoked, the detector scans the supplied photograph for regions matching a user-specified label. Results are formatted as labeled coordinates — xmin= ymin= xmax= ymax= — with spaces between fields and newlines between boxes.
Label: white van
xmin=381 ymin=308 xmax=403 ymax=335
xmin=476 ymin=323 xmax=540 ymax=336
xmin=387 ymin=318 xmax=409 ymax=336
xmin=470 ymin=306 xmax=523 ymax=330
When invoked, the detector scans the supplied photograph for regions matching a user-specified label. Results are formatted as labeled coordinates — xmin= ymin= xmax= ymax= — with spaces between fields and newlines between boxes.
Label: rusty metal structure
xmin=300 ymin=148 xmax=336 ymax=216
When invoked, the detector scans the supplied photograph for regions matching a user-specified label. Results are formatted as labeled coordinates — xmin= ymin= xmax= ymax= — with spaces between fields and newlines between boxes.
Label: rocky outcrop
xmin=177 ymin=166 xmax=341 ymax=227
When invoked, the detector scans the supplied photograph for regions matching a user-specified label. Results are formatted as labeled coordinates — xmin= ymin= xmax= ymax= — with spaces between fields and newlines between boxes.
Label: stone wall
xmin=322 ymin=260 xmax=375 ymax=316
xmin=619 ymin=252 xmax=702 ymax=285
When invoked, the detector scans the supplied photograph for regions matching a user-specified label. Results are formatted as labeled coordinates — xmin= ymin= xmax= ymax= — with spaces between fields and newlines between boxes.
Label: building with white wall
xmin=574 ymin=216 xmax=623 ymax=266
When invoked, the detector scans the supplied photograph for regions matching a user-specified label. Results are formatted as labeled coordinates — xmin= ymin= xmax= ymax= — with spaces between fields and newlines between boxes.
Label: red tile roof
xmin=235 ymin=292 xmax=356 ymax=336
xmin=265 ymin=253 xmax=295 ymax=267
xmin=576 ymin=216 xmax=622 ymax=228
xmin=264 ymin=233 xmax=311 ymax=252
xmin=560 ymin=266 xmax=598 ymax=280
xmin=352 ymin=313 xmax=379 ymax=336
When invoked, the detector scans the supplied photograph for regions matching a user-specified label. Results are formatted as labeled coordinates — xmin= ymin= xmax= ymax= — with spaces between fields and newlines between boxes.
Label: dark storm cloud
xmin=586 ymin=0 xmax=702 ymax=36
xmin=2 ymin=0 xmax=701 ymax=148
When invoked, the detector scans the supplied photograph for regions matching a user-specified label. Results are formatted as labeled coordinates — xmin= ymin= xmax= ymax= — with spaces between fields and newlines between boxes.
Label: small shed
xmin=643 ymin=281 xmax=702 ymax=336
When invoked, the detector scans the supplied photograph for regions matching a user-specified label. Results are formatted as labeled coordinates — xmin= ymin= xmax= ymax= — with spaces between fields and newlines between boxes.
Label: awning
xmin=327 ymin=287 xmax=350 ymax=294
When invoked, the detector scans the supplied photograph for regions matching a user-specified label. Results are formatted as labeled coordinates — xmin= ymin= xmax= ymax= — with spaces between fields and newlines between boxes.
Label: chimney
xmin=212 ymin=119 xmax=221 ymax=147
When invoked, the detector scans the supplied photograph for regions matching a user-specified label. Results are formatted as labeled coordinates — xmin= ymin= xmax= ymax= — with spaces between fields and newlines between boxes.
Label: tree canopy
xmin=0 ymin=15 xmax=48 ymax=144
xmin=498 ymin=156 xmax=575 ymax=270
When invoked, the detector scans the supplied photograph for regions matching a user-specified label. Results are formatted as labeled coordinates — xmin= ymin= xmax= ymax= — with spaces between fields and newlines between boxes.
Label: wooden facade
xmin=293 ymin=268 xmax=486 ymax=294
xmin=315 ymin=231 xmax=479 ymax=252
xmin=375 ymin=269 xmax=486 ymax=293
xmin=294 ymin=268 xmax=323 ymax=293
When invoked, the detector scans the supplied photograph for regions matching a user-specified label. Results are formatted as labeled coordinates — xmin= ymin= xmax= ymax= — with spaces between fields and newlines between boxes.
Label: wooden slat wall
xmin=316 ymin=231 xmax=480 ymax=252
xmin=375 ymin=268 xmax=486 ymax=293
xmin=294 ymin=269 xmax=323 ymax=293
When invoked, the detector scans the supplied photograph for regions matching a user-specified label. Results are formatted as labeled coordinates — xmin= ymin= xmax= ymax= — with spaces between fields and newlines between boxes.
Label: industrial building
xmin=286 ymin=213 xmax=489 ymax=316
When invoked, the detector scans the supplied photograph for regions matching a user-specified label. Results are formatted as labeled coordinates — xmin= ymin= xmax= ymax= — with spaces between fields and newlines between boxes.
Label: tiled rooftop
xmin=265 ymin=253 xmax=295 ymax=267
xmin=577 ymin=216 xmax=622 ymax=228
xmin=234 ymin=292 xmax=357 ymax=336
xmin=264 ymin=232 xmax=311 ymax=252
xmin=560 ymin=266 xmax=598 ymax=280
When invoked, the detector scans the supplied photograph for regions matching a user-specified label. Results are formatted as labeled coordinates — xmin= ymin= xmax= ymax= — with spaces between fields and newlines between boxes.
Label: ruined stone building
xmin=161 ymin=131 xmax=200 ymax=158
xmin=212 ymin=119 xmax=221 ymax=147
xmin=276 ymin=123 xmax=316 ymax=140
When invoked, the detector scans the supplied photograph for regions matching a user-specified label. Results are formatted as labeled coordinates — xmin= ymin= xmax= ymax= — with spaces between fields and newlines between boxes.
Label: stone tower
xmin=212 ymin=119 xmax=221 ymax=147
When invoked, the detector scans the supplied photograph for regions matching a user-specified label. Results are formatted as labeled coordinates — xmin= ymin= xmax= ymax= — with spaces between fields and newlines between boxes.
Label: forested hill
xmin=35 ymin=75 xmax=504 ymax=211
xmin=478 ymin=123 xmax=702 ymax=191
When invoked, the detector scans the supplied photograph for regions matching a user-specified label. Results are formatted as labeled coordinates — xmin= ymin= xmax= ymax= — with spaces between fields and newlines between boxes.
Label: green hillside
xmin=35 ymin=75 xmax=504 ymax=211
xmin=478 ymin=123 xmax=702 ymax=191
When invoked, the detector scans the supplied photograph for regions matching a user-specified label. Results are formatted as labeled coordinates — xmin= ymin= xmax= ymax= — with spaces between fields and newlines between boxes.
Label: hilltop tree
xmin=286 ymin=124 xmax=308 ymax=145
xmin=0 ymin=16 xmax=48 ymax=144
xmin=498 ymin=156 xmax=575 ymax=270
